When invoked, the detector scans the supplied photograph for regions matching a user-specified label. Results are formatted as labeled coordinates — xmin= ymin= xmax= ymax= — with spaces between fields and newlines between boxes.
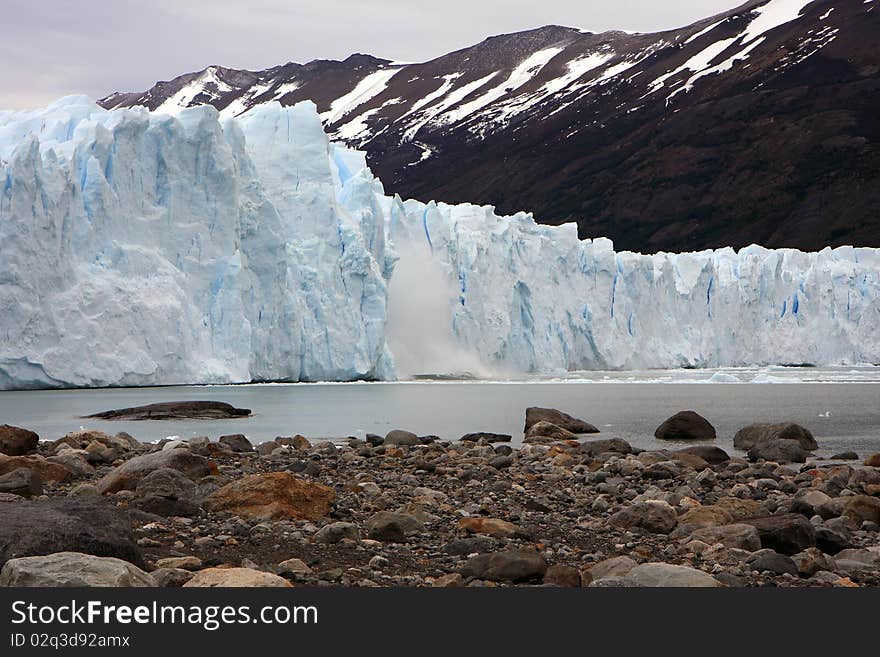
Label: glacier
xmin=0 ymin=96 xmax=878 ymax=389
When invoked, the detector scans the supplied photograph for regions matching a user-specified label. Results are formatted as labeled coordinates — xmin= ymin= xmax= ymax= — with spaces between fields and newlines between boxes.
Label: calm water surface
xmin=1 ymin=367 xmax=879 ymax=458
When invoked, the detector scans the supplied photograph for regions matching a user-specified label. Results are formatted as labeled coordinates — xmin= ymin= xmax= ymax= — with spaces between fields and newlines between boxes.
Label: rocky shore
xmin=0 ymin=407 xmax=879 ymax=588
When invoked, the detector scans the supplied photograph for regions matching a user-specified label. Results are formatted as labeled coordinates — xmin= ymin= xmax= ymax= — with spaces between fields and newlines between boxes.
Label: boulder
xmin=625 ymin=563 xmax=722 ymax=587
xmin=219 ymin=434 xmax=254 ymax=453
xmin=832 ymin=549 xmax=880 ymax=576
xmin=132 ymin=468 xmax=200 ymax=516
xmin=458 ymin=517 xmax=528 ymax=539
xmin=84 ymin=440 xmax=122 ymax=464
xmin=733 ymin=423 xmax=817 ymax=451
xmin=460 ymin=432 xmax=512 ymax=443
xmin=543 ymin=564 xmax=581 ymax=587
xmin=291 ymin=435 xmax=312 ymax=450
xmin=748 ymin=550 xmax=799 ymax=576
xmin=609 ymin=500 xmax=678 ymax=534
xmin=579 ymin=555 xmax=637 ymax=586
xmin=384 ymin=430 xmax=419 ymax=446
xmin=748 ymin=439 xmax=807 ymax=463
xmin=0 ymin=454 xmax=73 ymax=483
xmin=524 ymin=421 xmax=577 ymax=442
xmin=366 ymin=511 xmax=424 ymax=542
xmin=671 ymin=505 xmax=734 ymax=535
xmin=313 ymin=522 xmax=360 ymax=544
xmin=792 ymin=548 xmax=835 ymax=577
xmin=47 ymin=450 xmax=95 ymax=478
xmin=714 ymin=496 xmax=767 ymax=521
xmin=843 ymin=495 xmax=880 ymax=525
xmin=278 ymin=558 xmax=312 ymax=575
xmin=790 ymin=490 xmax=833 ymax=517
xmin=674 ymin=445 xmax=730 ymax=465
xmin=460 ymin=550 xmax=548 ymax=583
xmin=0 ymin=552 xmax=154 ymax=587
xmin=96 ymin=449 xmax=213 ymax=494
xmin=815 ymin=526 xmax=853 ymax=555
xmin=689 ymin=523 xmax=762 ymax=551
xmin=743 ymin=514 xmax=816 ymax=555
xmin=0 ymin=498 xmax=143 ymax=569
xmin=204 ymin=472 xmax=334 ymax=521
xmin=183 ymin=567 xmax=292 ymax=587
xmin=524 ymin=407 xmax=598 ymax=434
xmin=654 ymin=411 xmax=716 ymax=441
xmin=579 ymin=438 xmax=633 ymax=456
xmin=154 ymin=556 xmax=203 ymax=570
xmin=151 ymin=568 xmax=194 ymax=587
xmin=0 ymin=468 xmax=42 ymax=497
xmin=51 ymin=430 xmax=143 ymax=455
xmin=444 ymin=536 xmax=498 ymax=556
xmin=0 ymin=425 xmax=39 ymax=456
xmin=84 ymin=401 xmax=251 ymax=421
xmin=865 ymin=453 xmax=880 ymax=467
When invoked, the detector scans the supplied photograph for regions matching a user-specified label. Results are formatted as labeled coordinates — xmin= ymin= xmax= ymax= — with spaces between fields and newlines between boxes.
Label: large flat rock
xmin=0 ymin=498 xmax=144 ymax=569
xmin=84 ymin=401 xmax=251 ymax=421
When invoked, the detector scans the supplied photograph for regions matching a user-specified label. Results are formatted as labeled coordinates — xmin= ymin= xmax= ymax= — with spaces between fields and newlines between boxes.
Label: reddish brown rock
xmin=204 ymin=472 xmax=335 ymax=521
xmin=0 ymin=425 xmax=39 ymax=456
xmin=458 ymin=517 xmax=528 ymax=539
xmin=0 ymin=454 xmax=73 ymax=483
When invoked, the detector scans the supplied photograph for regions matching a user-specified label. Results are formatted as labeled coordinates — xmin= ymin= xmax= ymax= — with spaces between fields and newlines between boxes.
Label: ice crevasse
xmin=0 ymin=96 xmax=877 ymax=389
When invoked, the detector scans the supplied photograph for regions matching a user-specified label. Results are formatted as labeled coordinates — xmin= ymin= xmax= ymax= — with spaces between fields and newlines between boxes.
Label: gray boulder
xmin=47 ymin=450 xmax=95 ymax=478
xmin=460 ymin=550 xmax=548 ymax=583
xmin=733 ymin=423 xmax=817 ymax=451
xmin=0 ymin=468 xmax=42 ymax=497
xmin=384 ymin=430 xmax=419 ymax=446
xmin=579 ymin=555 xmax=637 ymax=586
xmin=219 ymin=434 xmax=254 ymax=453
xmin=366 ymin=511 xmax=424 ymax=542
xmin=579 ymin=438 xmax=633 ymax=456
xmin=0 ymin=498 xmax=144 ymax=569
xmin=743 ymin=514 xmax=816 ymax=555
xmin=0 ymin=552 xmax=155 ymax=587
xmin=625 ymin=563 xmax=722 ymax=587
xmin=132 ymin=468 xmax=200 ymax=516
xmin=748 ymin=439 xmax=807 ymax=463
xmin=748 ymin=550 xmax=799 ymax=576
xmin=524 ymin=407 xmax=598 ymax=434
xmin=609 ymin=500 xmax=678 ymax=534
xmin=96 ymin=449 xmax=212 ymax=494
xmin=689 ymin=523 xmax=762 ymax=551
xmin=674 ymin=445 xmax=730 ymax=464
xmin=314 ymin=522 xmax=360 ymax=544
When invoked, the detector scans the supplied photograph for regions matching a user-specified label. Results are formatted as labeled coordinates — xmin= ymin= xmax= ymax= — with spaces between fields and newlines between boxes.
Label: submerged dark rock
xmin=84 ymin=401 xmax=251 ymax=421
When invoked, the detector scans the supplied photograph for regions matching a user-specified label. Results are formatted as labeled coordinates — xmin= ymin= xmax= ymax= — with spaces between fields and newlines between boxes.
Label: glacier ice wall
xmin=0 ymin=97 xmax=394 ymax=388
xmin=0 ymin=96 xmax=878 ymax=389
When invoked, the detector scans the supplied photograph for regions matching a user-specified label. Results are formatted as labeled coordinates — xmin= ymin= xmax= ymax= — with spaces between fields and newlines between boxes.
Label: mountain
xmin=2 ymin=97 xmax=878 ymax=388
xmin=100 ymin=0 xmax=880 ymax=253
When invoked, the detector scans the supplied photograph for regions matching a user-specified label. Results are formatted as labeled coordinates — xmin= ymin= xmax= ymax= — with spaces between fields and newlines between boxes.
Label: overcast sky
xmin=1 ymin=0 xmax=741 ymax=109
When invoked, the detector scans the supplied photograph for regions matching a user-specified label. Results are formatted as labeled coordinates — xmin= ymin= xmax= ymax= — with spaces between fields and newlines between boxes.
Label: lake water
xmin=2 ymin=366 xmax=879 ymax=458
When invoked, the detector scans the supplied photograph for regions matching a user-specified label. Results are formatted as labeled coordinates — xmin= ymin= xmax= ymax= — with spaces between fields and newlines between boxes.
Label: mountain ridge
xmin=100 ymin=0 xmax=880 ymax=252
